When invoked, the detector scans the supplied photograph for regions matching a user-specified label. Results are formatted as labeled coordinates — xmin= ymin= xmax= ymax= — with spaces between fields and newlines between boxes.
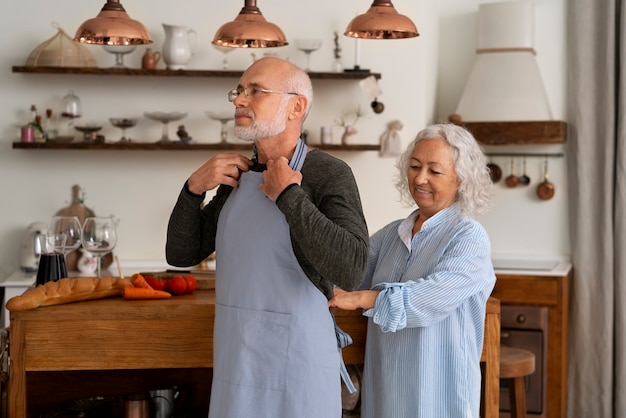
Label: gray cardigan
xmin=166 ymin=149 xmax=369 ymax=299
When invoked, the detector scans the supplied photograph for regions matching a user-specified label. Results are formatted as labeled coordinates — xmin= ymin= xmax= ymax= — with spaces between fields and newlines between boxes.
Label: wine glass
xmin=144 ymin=112 xmax=188 ymax=143
xmin=296 ymin=38 xmax=322 ymax=71
xmin=103 ymin=45 xmax=137 ymax=68
xmin=49 ymin=216 xmax=82 ymax=256
xmin=206 ymin=111 xmax=234 ymax=143
xmin=81 ymin=217 xmax=117 ymax=278
xmin=110 ymin=118 xmax=139 ymax=143
xmin=212 ymin=44 xmax=236 ymax=70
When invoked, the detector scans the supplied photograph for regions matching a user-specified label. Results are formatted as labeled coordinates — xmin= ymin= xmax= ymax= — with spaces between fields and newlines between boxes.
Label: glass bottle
xmin=33 ymin=115 xmax=45 ymax=142
xmin=43 ymin=108 xmax=57 ymax=140
xmin=29 ymin=105 xmax=45 ymax=142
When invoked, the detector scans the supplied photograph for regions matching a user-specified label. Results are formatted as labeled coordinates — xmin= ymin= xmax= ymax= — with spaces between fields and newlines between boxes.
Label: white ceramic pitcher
xmin=162 ymin=23 xmax=197 ymax=70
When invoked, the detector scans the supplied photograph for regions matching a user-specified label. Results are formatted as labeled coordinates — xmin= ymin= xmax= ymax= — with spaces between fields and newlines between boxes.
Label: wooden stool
xmin=500 ymin=345 xmax=536 ymax=418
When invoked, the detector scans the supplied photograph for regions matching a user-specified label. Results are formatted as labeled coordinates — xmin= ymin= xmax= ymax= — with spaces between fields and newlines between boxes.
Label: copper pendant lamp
xmin=74 ymin=0 xmax=152 ymax=45
xmin=345 ymin=0 xmax=419 ymax=39
xmin=212 ymin=0 xmax=288 ymax=48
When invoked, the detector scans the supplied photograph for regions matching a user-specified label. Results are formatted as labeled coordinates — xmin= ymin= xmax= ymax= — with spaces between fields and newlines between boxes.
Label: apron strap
xmin=331 ymin=311 xmax=357 ymax=394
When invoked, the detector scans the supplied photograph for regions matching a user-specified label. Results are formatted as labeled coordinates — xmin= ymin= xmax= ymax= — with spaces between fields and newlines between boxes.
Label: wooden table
xmin=9 ymin=291 xmax=216 ymax=418
xmin=8 ymin=290 xmax=500 ymax=418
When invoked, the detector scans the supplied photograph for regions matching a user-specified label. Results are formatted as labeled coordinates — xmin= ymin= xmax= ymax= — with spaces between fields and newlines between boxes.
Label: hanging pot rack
xmin=484 ymin=152 xmax=563 ymax=159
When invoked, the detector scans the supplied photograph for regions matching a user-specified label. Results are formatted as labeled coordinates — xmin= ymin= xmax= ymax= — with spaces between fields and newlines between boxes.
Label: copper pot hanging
xmin=536 ymin=158 xmax=555 ymax=200
xmin=487 ymin=159 xmax=502 ymax=183
xmin=518 ymin=157 xmax=531 ymax=186
xmin=505 ymin=158 xmax=518 ymax=188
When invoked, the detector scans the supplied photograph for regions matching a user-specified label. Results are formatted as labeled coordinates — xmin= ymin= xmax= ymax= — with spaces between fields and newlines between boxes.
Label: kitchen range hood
xmin=451 ymin=1 xmax=565 ymax=145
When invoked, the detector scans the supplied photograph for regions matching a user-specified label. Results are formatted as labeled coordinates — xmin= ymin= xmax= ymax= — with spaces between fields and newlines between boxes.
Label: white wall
xmin=0 ymin=0 xmax=567 ymax=278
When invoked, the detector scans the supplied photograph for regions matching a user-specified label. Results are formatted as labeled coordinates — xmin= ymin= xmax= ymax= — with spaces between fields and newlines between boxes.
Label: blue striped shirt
xmin=359 ymin=204 xmax=496 ymax=418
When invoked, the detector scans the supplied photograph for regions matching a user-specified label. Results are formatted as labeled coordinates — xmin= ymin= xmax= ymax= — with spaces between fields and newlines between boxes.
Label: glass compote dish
xmin=81 ymin=217 xmax=117 ymax=278
xmin=296 ymin=38 xmax=322 ymax=71
xmin=74 ymin=124 xmax=102 ymax=142
xmin=212 ymin=44 xmax=236 ymax=70
xmin=103 ymin=45 xmax=137 ymax=68
xmin=206 ymin=111 xmax=234 ymax=143
xmin=109 ymin=118 xmax=138 ymax=143
xmin=144 ymin=112 xmax=187 ymax=143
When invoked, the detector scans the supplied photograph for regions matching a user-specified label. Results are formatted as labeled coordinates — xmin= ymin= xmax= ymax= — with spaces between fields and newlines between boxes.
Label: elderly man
xmin=166 ymin=57 xmax=369 ymax=418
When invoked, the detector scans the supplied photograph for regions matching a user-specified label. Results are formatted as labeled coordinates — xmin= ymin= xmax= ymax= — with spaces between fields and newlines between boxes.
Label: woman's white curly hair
xmin=394 ymin=123 xmax=493 ymax=218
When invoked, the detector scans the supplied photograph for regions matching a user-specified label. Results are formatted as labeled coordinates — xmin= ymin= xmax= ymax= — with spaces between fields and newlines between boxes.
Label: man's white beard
xmin=235 ymin=99 xmax=289 ymax=143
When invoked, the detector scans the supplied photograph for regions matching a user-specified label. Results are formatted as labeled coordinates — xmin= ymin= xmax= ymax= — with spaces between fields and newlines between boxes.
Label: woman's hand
xmin=328 ymin=287 xmax=380 ymax=310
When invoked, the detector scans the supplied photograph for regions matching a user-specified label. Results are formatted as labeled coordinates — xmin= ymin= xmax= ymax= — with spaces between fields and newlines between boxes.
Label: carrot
xmin=130 ymin=273 xmax=153 ymax=290
xmin=123 ymin=286 xmax=171 ymax=300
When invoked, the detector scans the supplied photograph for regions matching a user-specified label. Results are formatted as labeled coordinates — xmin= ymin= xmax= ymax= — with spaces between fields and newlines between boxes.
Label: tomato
xmin=184 ymin=275 xmax=197 ymax=294
xmin=144 ymin=275 xmax=167 ymax=292
xmin=167 ymin=275 xmax=187 ymax=295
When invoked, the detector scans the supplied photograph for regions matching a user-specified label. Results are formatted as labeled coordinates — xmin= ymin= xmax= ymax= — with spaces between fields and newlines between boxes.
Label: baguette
xmin=5 ymin=277 xmax=131 ymax=311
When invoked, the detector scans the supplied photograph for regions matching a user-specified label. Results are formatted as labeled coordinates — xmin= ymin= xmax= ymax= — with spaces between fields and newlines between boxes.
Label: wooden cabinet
xmin=491 ymin=271 xmax=571 ymax=418
xmin=11 ymin=66 xmax=382 ymax=151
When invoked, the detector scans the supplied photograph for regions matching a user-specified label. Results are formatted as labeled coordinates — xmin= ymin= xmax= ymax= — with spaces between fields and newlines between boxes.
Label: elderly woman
xmin=329 ymin=123 xmax=496 ymax=418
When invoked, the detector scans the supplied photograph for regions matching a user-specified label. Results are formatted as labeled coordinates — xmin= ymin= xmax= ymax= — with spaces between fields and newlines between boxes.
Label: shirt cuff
xmin=184 ymin=180 xmax=206 ymax=199
xmin=362 ymin=283 xmax=408 ymax=332
xmin=275 ymin=183 xmax=298 ymax=204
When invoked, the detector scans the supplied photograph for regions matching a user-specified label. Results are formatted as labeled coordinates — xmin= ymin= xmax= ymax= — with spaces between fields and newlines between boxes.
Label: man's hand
xmin=259 ymin=156 xmax=302 ymax=201
xmin=187 ymin=153 xmax=252 ymax=194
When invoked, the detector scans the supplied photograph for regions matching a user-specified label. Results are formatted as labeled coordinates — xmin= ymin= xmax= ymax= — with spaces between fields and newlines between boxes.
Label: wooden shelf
xmin=11 ymin=141 xmax=380 ymax=152
xmin=453 ymin=121 xmax=567 ymax=145
xmin=11 ymin=65 xmax=382 ymax=153
xmin=11 ymin=66 xmax=381 ymax=80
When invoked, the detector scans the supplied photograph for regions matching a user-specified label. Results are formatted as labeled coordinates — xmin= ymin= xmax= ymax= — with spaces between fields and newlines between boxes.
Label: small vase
xmin=77 ymin=248 xmax=97 ymax=275
xmin=142 ymin=48 xmax=161 ymax=70
xmin=341 ymin=126 xmax=357 ymax=145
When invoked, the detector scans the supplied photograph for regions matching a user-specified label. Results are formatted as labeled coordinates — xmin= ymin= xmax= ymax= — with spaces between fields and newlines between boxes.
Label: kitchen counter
xmin=3 ymin=258 xmax=571 ymax=417
xmin=491 ymin=256 xmax=572 ymax=277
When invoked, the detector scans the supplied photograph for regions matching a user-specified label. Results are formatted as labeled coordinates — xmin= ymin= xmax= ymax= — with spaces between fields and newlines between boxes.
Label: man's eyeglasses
xmin=228 ymin=87 xmax=298 ymax=102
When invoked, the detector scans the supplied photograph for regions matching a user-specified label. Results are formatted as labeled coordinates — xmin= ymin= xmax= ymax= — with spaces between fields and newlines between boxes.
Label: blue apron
xmin=210 ymin=140 xmax=342 ymax=418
